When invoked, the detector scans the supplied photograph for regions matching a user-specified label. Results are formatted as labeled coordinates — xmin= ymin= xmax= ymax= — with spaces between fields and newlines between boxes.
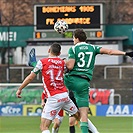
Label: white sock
xmin=42 ymin=130 xmax=50 ymax=133
xmin=88 ymin=119 xmax=99 ymax=133
xmin=52 ymin=127 xmax=59 ymax=133
xmin=52 ymin=128 xmax=55 ymax=133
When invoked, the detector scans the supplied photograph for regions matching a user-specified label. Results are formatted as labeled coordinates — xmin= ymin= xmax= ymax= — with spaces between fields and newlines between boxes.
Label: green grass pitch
xmin=0 ymin=116 xmax=133 ymax=133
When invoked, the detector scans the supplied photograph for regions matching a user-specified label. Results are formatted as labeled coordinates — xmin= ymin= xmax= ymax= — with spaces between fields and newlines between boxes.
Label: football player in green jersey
xmin=64 ymin=29 xmax=133 ymax=133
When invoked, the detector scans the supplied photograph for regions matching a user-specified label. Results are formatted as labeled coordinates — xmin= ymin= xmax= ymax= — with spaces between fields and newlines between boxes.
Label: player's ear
xmin=77 ymin=38 xmax=80 ymax=42
xmin=58 ymin=52 xmax=61 ymax=56
xmin=48 ymin=48 xmax=50 ymax=53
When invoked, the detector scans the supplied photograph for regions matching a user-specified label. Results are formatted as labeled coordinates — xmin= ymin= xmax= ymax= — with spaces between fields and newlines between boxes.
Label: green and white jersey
xmin=67 ymin=42 xmax=102 ymax=81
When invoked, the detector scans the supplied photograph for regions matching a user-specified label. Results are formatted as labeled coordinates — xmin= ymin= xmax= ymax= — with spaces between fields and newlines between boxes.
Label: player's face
xmin=73 ymin=36 xmax=79 ymax=45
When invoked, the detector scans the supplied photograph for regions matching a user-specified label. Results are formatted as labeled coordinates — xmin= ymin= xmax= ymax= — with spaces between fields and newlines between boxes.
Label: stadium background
xmin=0 ymin=0 xmax=133 ymax=133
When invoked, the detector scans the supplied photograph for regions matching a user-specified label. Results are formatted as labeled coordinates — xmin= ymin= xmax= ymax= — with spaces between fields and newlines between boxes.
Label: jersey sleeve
xmin=94 ymin=45 xmax=102 ymax=54
xmin=41 ymin=91 xmax=45 ymax=100
xmin=68 ymin=46 xmax=75 ymax=59
xmin=32 ymin=60 xmax=42 ymax=74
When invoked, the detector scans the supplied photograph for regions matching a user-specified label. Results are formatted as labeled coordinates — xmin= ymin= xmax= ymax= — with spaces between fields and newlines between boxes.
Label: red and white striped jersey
xmin=34 ymin=57 xmax=68 ymax=97
xmin=41 ymin=90 xmax=47 ymax=100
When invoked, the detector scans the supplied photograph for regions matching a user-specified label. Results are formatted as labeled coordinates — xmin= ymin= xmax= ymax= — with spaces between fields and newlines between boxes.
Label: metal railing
xmin=114 ymin=94 xmax=121 ymax=105
xmin=6 ymin=67 xmax=40 ymax=81
xmin=104 ymin=65 xmax=133 ymax=79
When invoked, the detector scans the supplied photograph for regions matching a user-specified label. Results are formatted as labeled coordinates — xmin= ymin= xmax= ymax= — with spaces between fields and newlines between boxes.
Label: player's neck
xmin=49 ymin=53 xmax=58 ymax=58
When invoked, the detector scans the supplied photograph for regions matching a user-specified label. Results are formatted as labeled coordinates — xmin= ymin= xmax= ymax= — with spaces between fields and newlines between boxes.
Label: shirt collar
xmin=76 ymin=42 xmax=87 ymax=46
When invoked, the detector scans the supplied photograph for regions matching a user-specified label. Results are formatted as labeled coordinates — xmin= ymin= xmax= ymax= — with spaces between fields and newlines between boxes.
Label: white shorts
xmin=41 ymin=92 xmax=78 ymax=120
xmin=53 ymin=114 xmax=64 ymax=124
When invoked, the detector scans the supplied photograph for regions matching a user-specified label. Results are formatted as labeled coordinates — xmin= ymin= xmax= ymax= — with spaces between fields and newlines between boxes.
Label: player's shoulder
xmin=39 ymin=58 xmax=49 ymax=64
xmin=40 ymin=57 xmax=48 ymax=61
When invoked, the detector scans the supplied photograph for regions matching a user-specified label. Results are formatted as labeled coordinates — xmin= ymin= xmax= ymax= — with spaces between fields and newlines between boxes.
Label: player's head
xmin=49 ymin=42 xmax=61 ymax=56
xmin=73 ymin=29 xmax=87 ymax=44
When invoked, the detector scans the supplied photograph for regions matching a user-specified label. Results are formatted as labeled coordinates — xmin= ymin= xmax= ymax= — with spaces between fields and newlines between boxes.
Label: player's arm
xmin=65 ymin=58 xmax=75 ymax=70
xmin=100 ymin=47 xmax=133 ymax=57
xmin=64 ymin=47 xmax=75 ymax=70
xmin=100 ymin=47 xmax=126 ymax=55
xmin=16 ymin=60 xmax=41 ymax=98
xmin=16 ymin=72 xmax=36 ymax=98
xmin=41 ymin=92 xmax=46 ymax=108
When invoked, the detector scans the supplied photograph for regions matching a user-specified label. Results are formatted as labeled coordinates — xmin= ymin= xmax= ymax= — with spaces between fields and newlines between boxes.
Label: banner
xmin=89 ymin=89 xmax=114 ymax=105
xmin=0 ymin=86 xmax=43 ymax=104
xmin=0 ymin=105 xmax=22 ymax=116
xmin=88 ymin=105 xmax=96 ymax=116
xmin=0 ymin=26 xmax=33 ymax=47
xmin=23 ymin=105 xmax=42 ymax=116
xmin=96 ymin=105 xmax=133 ymax=116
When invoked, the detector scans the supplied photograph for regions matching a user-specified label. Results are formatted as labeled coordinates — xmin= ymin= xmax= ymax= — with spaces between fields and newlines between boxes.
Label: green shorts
xmin=64 ymin=75 xmax=90 ymax=108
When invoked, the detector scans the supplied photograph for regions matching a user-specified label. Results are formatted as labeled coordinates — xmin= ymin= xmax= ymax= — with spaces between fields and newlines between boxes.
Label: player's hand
xmin=16 ymin=89 xmax=22 ymax=98
xmin=41 ymin=102 xmax=45 ymax=108
xmin=64 ymin=66 xmax=69 ymax=74
xmin=126 ymin=52 xmax=133 ymax=58
xmin=62 ymin=57 xmax=66 ymax=60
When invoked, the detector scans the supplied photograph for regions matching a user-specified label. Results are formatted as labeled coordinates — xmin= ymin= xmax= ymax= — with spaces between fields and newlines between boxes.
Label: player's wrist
xmin=62 ymin=58 xmax=67 ymax=63
xmin=18 ymin=88 xmax=23 ymax=92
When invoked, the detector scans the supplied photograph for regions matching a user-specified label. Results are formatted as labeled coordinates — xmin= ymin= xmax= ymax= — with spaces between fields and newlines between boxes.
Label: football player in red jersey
xmin=16 ymin=43 xmax=80 ymax=133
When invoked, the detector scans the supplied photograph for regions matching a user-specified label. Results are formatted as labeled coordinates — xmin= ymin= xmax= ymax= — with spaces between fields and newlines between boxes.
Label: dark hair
xmin=73 ymin=29 xmax=87 ymax=42
xmin=50 ymin=42 xmax=61 ymax=56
